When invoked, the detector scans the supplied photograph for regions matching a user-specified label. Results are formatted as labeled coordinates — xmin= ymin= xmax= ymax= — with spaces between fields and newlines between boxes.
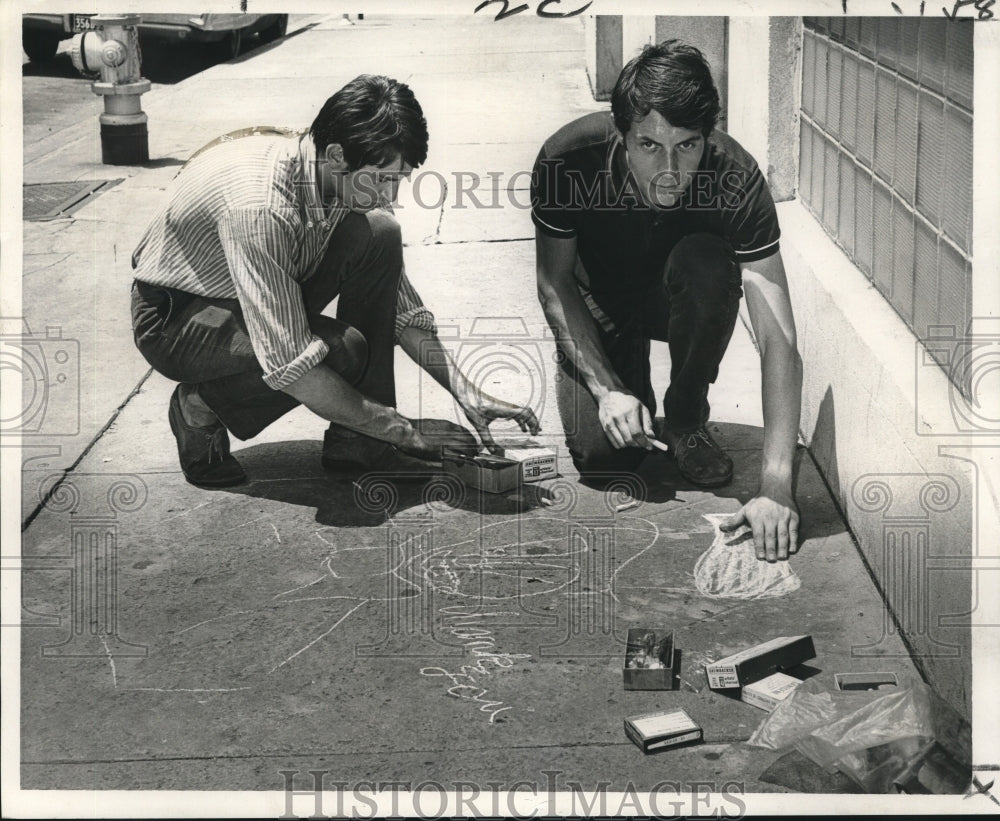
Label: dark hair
xmin=310 ymin=75 xmax=428 ymax=170
xmin=611 ymin=40 xmax=721 ymax=137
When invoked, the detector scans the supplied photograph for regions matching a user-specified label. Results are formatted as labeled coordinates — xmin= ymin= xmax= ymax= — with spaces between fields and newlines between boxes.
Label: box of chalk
xmin=497 ymin=440 xmax=557 ymax=482
xmin=623 ymin=628 xmax=677 ymax=690
xmin=624 ymin=708 xmax=703 ymax=753
xmin=442 ymin=450 xmax=521 ymax=494
xmin=705 ymin=635 xmax=816 ymax=689
xmin=740 ymin=672 xmax=803 ymax=711
xmin=834 ymin=671 xmax=900 ymax=691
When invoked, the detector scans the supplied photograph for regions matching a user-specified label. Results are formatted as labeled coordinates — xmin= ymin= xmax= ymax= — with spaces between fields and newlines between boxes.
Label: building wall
xmin=726 ymin=16 xmax=986 ymax=724
xmin=798 ymin=18 xmax=973 ymax=350
xmin=585 ymin=15 xmax=728 ymax=128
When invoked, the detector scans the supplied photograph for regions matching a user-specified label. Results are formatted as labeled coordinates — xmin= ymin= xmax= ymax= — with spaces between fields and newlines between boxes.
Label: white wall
xmin=727 ymin=18 xmax=982 ymax=721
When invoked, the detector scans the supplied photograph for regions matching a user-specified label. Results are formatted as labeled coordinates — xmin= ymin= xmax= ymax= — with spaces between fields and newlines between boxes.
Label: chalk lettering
xmin=418 ymin=607 xmax=533 ymax=723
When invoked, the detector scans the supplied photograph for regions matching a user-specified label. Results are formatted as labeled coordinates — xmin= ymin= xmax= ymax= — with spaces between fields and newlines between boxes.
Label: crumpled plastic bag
xmin=747 ymin=676 xmax=938 ymax=793
xmin=693 ymin=514 xmax=801 ymax=599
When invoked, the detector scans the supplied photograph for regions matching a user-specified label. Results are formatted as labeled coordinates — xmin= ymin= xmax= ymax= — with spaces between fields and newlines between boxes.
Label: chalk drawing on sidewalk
xmin=121 ymin=501 xmax=698 ymax=704
xmin=694 ymin=513 xmax=801 ymax=599
xmin=418 ymin=605 xmax=533 ymax=724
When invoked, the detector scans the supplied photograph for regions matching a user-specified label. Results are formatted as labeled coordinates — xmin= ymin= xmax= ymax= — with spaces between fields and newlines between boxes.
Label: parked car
xmin=22 ymin=13 xmax=289 ymax=63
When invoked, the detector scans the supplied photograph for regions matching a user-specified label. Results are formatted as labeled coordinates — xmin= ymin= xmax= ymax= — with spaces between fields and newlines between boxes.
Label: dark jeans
xmin=556 ymin=233 xmax=743 ymax=473
xmin=131 ymin=209 xmax=403 ymax=440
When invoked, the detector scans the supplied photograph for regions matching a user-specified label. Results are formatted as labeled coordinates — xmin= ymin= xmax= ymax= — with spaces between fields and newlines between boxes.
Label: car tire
xmin=259 ymin=15 xmax=288 ymax=44
xmin=213 ymin=28 xmax=243 ymax=61
xmin=23 ymin=29 xmax=61 ymax=63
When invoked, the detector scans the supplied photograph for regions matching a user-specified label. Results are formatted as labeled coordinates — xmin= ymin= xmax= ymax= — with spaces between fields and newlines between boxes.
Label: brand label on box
xmin=706 ymin=666 xmax=737 ymax=688
xmin=625 ymin=708 xmax=702 ymax=753
xmin=629 ymin=708 xmax=698 ymax=738
xmin=500 ymin=447 xmax=557 ymax=482
xmin=741 ymin=672 xmax=802 ymax=711
xmin=646 ymin=730 xmax=702 ymax=751
xmin=705 ymin=635 xmax=814 ymax=689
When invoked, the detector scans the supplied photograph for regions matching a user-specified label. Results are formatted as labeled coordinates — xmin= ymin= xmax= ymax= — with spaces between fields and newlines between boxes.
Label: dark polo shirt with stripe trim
xmin=530 ymin=111 xmax=781 ymax=322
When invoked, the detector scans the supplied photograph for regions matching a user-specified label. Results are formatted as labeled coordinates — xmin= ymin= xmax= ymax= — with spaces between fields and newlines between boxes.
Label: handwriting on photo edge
xmin=844 ymin=0 xmax=994 ymax=18
xmin=474 ymin=0 xmax=594 ymax=22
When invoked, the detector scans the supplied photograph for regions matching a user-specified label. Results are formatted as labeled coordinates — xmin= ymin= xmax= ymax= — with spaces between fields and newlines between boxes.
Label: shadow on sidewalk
xmin=217 ymin=421 xmax=847 ymax=544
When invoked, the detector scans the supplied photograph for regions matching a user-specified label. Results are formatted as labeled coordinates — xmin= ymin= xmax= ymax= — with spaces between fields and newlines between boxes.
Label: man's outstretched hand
xmin=721 ymin=486 xmax=800 ymax=562
xmin=398 ymin=418 xmax=479 ymax=462
xmin=458 ymin=388 xmax=541 ymax=454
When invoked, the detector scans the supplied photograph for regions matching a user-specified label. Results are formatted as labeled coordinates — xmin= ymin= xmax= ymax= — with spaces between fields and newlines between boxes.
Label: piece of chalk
xmin=649 ymin=438 xmax=670 ymax=453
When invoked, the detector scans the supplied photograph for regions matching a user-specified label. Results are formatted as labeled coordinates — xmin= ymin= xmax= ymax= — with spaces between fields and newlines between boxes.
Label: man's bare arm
xmin=281 ymin=364 xmax=470 ymax=460
xmin=721 ymin=249 xmax=803 ymax=561
xmin=398 ymin=326 xmax=541 ymax=452
xmin=534 ymin=228 xmax=654 ymax=449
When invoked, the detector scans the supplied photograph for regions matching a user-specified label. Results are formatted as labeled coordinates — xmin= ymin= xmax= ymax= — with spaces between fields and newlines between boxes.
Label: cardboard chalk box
xmin=706 ymin=635 xmax=816 ymax=689
xmin=442 ymin=450 xmax=520 ymax=494
xmin=834 ymin=671 xmax=900 ymax=691
xmin=624 ymin=708 xmax=703 ymax=754
xmin=498 ymin=445 xmax=558 ymax=482
xmin=623 ymin=628 xmax=676 ymax=690
xmin=740 ymin=672 xmax=803 ymax=711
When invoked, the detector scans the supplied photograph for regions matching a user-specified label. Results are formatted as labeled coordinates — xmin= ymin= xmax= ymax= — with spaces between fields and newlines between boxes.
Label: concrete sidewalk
xmin=19 ymin=14 xmax=921 ymax=795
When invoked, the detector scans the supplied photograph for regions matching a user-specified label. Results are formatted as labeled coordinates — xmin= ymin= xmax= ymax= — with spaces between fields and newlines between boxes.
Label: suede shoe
xmin=665 ymin=424 xmax=733 ymax=488
xmin=168 ymin=385 xmax=247 ymax=488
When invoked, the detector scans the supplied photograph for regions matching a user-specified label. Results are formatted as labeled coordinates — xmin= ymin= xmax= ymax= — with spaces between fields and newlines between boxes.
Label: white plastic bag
xmin=747 ymin=676 xmax=940 ymax=793
xmin=693 ymin=514 xmax=801 ymax=599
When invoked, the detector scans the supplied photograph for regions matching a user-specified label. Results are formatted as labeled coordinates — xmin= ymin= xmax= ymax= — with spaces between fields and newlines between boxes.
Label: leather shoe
xmin=168 ymin=385 xmax=247 ymax=487
xmin=665 ymin=424 xmax=733 ymax=488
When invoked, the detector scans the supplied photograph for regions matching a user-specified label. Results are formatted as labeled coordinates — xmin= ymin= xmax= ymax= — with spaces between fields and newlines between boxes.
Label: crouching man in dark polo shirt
xmin=131 ymin=75 xmax=538 ymax=489
xmin=533 ymin=42 xmax=803 ymax=562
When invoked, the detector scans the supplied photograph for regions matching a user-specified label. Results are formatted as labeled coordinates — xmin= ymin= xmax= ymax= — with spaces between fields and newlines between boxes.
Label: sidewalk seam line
xmin=21 ymin=737 xmax=754 ymax=767
xmin=22 ymin=367 xmax=154 ymax=532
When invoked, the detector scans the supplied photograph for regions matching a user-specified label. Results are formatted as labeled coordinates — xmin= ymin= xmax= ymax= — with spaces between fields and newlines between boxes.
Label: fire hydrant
xmin=70 ymin=14 xmax=150 ymax=165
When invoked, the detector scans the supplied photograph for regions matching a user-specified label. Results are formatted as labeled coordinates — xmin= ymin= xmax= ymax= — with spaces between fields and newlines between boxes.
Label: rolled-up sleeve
xmin=218 ymin=207 xmax=330 ymax=390
xmin=394 ymin=265 xmax=437 ymax=342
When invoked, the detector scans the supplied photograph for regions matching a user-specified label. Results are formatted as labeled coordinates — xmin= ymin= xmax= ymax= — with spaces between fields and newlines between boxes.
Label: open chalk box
xmin=623 ymin=628 xmax=677 ymax=690
xmin=441 ymin=449 xmax=521 ymax=494
xmin=834 ymin=671 xmax=900 ymax=691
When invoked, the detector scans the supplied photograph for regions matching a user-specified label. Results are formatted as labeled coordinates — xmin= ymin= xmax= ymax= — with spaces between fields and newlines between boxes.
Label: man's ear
xmin=324 ymin=142 xmax=347 ymax=170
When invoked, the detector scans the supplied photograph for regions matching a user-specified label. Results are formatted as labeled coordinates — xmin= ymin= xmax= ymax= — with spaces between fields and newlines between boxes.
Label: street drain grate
xmin=23 ymin=179 xmax=123 ymax=221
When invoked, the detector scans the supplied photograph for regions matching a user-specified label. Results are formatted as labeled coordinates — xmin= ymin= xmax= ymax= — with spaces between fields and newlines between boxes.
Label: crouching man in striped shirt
xmin=130 ymin=74 xmax=539 ymax=488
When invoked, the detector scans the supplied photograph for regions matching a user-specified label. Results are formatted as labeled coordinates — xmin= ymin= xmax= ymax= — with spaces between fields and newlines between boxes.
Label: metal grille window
xmin=799 ymin=17 xmax=973 ymax=345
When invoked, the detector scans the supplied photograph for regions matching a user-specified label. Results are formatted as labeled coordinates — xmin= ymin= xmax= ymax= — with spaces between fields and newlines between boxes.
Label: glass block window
xmin=799 ymin=17 xmax=973 ymax=346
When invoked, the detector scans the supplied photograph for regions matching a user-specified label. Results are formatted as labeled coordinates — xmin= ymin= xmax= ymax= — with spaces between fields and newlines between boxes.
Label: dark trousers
xmin=131 ymin=209 xmax=403 ymax=440
xmin=556 ymin=233 xmax=743 ymax=473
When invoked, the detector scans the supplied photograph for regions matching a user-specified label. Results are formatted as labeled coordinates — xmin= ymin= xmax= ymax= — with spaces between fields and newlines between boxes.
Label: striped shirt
xmin=132 ymin=131 xmax=435 ymax=391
